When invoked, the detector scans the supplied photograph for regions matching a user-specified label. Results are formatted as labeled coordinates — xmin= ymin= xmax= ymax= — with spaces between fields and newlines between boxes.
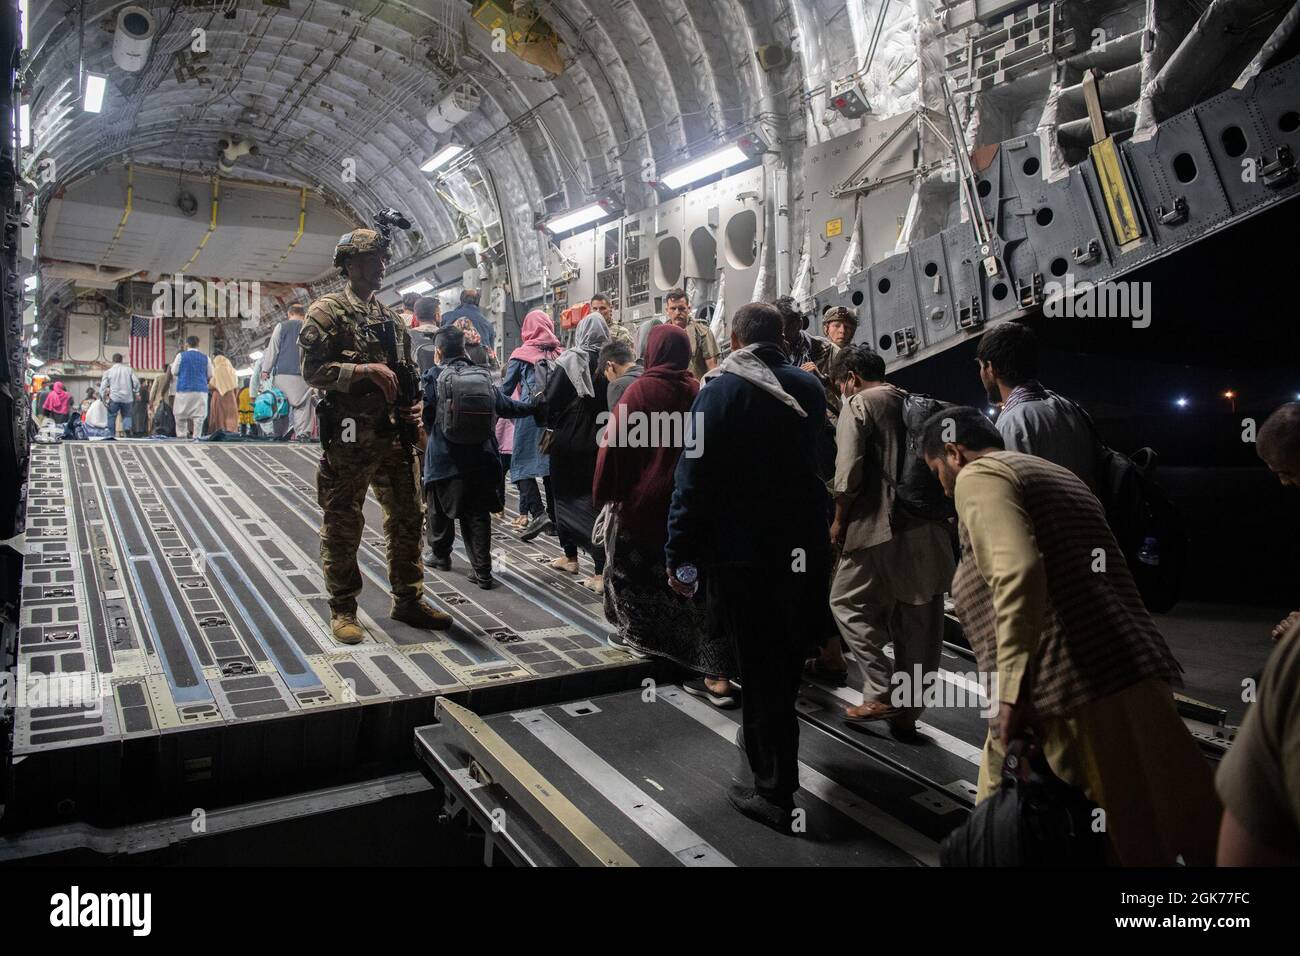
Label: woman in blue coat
xmin=501 ymin=309 xmax=564 ymax=547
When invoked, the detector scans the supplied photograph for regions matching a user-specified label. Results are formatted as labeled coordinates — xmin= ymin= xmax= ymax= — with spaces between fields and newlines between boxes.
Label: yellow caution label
xmin=1090 ymin=138 xmax=1142 ymax=247
xmin=826 ymin=218 xmax=843 ymax=238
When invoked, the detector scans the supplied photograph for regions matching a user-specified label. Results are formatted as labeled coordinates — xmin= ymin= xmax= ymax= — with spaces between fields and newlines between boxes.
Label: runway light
xmin=543 ymin=201 xmax=615 ymax=235
xmin=660 ymin=144 xmax=749 ymax=190
xmin=421 ymin=144 xmax=464 ymax=172
xmin=1223 ymin=390 xmax=1235 ymax=400
xmin=399 ymin=279 xmax=434 ymax=296
xmin=1175 ymin=397 xmax=1188 ymax=408
xmin=83 ymin=73 xmax=107 ymax=113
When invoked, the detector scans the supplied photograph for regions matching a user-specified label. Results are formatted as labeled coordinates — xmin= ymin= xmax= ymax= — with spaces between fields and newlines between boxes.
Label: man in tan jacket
xmin=825 ymin=345 xmax=954 ymax=732
xmin=921 ymin=406 xmax=1219 ymax=865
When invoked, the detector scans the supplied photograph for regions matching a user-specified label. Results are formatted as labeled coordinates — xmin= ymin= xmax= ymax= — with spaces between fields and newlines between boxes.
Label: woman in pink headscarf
xmin=501 ymin=310 xmax=565 ymax=545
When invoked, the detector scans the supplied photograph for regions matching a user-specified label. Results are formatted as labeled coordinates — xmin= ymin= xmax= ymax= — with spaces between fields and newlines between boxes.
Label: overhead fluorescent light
xmin=19 ymin=104 xmax=29 ymax=148
xmin=83 ymin=73 xmax=107 ymax=113
xmin=399 ymin=279 xmax=435 ymax=296
xmin=660 ymin=144 xmax=749 ymax=190
xmin=544 ymin=201 xmax=615 ymax=235
xmin=421 ymin=144 xmax=464 ymax=172
xmin=19 ymin=0 xmax=28 ymax=49
xmin=248 ymin=350 xmax=264 ymax=361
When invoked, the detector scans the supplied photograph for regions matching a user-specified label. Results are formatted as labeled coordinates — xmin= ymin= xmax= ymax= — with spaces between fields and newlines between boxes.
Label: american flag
xmin=130 ymin=315 xmax=166 ymax=370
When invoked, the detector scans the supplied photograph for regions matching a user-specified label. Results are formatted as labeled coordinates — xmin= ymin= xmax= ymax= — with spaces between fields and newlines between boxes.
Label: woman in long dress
xmin=593 ymin=323 xmax=737 ymax=678
xmin=544 ymin=314 xmax=610 ymax=591
xmin=208 ymin=354 xmax=240 ymax=434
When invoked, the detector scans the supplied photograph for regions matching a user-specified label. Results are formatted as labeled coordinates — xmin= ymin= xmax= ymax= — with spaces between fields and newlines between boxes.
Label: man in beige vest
xmin=824 ymin=345 xmax=954 ymax=734
xmin=922 ymin=406 xmax=1219 ymax=865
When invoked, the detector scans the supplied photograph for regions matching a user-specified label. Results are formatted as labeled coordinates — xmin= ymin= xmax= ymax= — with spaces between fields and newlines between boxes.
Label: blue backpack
xmin=254 ymin=387 xmax=289 ymax=423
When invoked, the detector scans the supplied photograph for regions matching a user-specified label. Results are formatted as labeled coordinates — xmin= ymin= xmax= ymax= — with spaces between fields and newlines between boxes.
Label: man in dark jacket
xmin=666 ymin=301 xmax=831 ymax=832
xmin=421 ymin=326 xmax=534 ymax=589
xmin=440 ymin=288 xmax=495 ymax=351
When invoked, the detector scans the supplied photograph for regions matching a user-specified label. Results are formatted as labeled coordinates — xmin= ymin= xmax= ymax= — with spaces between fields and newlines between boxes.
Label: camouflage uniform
xmin=607 ymin=321 xmax=635 ymax=351
xmin=299 ymin=231 xmax=425 ymax=618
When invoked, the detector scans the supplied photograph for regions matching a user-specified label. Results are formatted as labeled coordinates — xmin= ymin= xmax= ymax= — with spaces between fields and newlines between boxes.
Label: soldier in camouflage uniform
xmin=299 ymin=228 xmax=452 ymax=644
xmin=590 ymin=292 xmax=635 ymax=351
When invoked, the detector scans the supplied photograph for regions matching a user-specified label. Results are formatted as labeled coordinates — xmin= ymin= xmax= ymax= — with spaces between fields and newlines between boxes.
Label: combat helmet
xmin=332 ymin=228 xmax=385 ymax=270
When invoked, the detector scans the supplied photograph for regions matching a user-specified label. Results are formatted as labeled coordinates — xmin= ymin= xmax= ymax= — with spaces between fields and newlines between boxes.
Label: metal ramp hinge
xmin=1156 ymin=196 xmax=1188 ymax=225
xmin=1259 ymin=145 xmax=1297 ymax=187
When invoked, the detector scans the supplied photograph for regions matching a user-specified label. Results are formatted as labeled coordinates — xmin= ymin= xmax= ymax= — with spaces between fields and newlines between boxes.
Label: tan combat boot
xmin=331 ymin=611 xmax=366 ymax=645
xmin=390 ymin=599 xmax=453 ymax=631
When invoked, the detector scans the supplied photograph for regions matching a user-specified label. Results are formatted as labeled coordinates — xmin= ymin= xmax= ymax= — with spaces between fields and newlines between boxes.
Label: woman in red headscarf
xmin=501 ymin=310 xmax=563 ymax=540
xmin=593 ymin=323 xmax=737 ymax=683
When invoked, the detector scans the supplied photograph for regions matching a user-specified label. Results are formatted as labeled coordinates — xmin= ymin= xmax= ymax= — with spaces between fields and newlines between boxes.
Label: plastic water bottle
xmin=1138 ymin=536 xmax=1160 ymax=567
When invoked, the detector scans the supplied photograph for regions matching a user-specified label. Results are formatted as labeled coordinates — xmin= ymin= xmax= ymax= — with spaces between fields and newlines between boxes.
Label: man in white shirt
xmin=171 ymin=336 xmax=215 ymax=439
xmin=100 ymin=353 xmax=140 ymax=437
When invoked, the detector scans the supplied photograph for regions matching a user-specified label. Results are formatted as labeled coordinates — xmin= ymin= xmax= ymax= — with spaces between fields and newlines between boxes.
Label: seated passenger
xmin=826 ymin=345 xmax=954 ymax=733
xmin=922 ymin=407 xmax=1219 ymax=865
xmin=421 ymin=326 xmax=535 ymax=589
xmin=976 ymin=322 xmax=1097 ymax=489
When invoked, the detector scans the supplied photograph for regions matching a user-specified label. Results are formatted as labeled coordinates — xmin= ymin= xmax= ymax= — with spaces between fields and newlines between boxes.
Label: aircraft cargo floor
xmin=12 ymin=440 xmax=645 ymax=828
xmin=11 ymin=441 xmax=1252 ymax=862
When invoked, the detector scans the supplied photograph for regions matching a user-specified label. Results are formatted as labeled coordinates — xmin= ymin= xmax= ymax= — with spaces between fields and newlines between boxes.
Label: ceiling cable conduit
xmin=269 ymin=187 xmax=308 ymax=276
xmin=95 ymin=161 xmax=134 ymax=268
xmin=182 ymin=175 xmax=221 ymax=274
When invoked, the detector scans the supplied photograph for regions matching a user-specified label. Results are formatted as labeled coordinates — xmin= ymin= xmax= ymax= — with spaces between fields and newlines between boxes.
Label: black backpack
xmin=530 ymin=356 xmax=555 ymax=398
xmin=435 ymin=362 xmax=496 ymax=444
xmin=1056 ymin=394 xmax=1188 ymax=613
xmin=891 ymin=392 xmax=956 ymax=522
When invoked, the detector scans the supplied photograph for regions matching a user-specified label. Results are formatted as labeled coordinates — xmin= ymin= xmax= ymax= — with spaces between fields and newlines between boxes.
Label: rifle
xmin=376 ymin=317 xmax=422 ymax=453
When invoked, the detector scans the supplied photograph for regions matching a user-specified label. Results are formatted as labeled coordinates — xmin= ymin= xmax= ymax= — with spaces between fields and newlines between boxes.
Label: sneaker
xmin=389 ymin=599 xmax=453 ymax=631
xmin=518 ymin=513 xmax=553 ymax=541
xmin=682 ymin=678 xmax=739 ymax=709
xmin=727 ymin=785 xmax=797 ymax=835
xmin=549 ymin=555 xmax=579 ymax=574
xmin=580 ymin=573 xmax=604 ymax=594
xmin=330 ymin=611 xmax=366 ymax=646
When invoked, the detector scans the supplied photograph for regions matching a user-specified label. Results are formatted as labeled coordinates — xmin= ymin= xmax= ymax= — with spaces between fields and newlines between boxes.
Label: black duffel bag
xmin=940 ymin=737 xmax=1107 ymax=867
